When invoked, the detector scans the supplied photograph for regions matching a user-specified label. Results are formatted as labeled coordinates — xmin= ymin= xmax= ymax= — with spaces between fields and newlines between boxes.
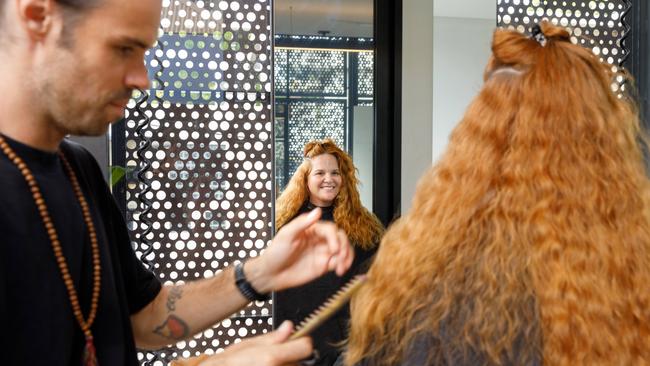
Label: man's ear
xmin=17 ymin=0 xmax=55 ymax=40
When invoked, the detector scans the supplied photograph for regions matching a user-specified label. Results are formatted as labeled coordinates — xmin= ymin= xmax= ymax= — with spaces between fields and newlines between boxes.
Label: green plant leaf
xmin=110 ymin=166 xmax=127 ymax=188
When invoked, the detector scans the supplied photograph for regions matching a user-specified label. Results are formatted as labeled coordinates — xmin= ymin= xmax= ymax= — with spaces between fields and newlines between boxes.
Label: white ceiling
xmin=434 ymin=0 xmax=496 ymax=20
xmin=274 ymin=0 xmax=496 ymax=37
xmin=275 ymin=0 xmax=373 ymax=38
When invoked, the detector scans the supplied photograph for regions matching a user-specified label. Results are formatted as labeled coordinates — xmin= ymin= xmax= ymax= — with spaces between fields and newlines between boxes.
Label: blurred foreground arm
xmin=130 ymin=207 xmax=353 ymax=349
xmin=171 ymin=321 xmax=312 ymax=366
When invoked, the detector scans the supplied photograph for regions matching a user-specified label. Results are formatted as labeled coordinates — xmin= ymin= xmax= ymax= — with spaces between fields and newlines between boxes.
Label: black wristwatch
xmin=234 ymin=262 xmax=270 ymax=302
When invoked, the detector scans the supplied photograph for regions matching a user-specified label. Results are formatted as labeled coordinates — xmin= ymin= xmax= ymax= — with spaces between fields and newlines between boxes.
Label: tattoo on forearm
xmin=153 ymin=286 xmax=188 ymax=340
xmin=153 ymin=314 xmax=190 ymax=340
xmin=166 ymin=286 xmax=183 ymax=312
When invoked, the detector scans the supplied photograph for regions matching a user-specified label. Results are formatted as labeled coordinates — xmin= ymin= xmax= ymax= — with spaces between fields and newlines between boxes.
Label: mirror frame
xmin=373 ymin=0 xmax=402 ymax=226
xmin=627 ymin=0 xmax=649 ymax=128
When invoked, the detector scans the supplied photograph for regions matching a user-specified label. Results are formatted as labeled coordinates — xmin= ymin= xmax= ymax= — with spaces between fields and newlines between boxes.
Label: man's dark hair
xmin=0 ymin=0 xmax=101 ymax=23
xmin=56 ymin=0 xmax=103 ymax=47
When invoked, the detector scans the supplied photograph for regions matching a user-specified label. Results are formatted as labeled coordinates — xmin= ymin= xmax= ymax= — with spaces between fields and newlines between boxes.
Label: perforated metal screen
xmin=286 ymin=100 xmax=347 ymax=175
xmin=120 ymin=0 xmax=273 ymax=364
xmin=358 ymin=52 xmax=374 ymax=98
xmin=497 ymin=0 xmax=632 ymax=94
xmin=497 ymin=0 xmax=631 ymax=66
xmin=274 ymin=47 xmax=373 ymax=189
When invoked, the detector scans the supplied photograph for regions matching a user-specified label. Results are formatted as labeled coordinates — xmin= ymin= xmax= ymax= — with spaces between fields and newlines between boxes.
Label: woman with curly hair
xmin=274 ymin=139 xmax=384 ymax=366
xmin=345 ymin=22 xmax=650 ymax=366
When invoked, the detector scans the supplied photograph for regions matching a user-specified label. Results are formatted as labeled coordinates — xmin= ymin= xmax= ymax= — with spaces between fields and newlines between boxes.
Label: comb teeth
xmin=289 ymin=274 xmax=367 ymax=340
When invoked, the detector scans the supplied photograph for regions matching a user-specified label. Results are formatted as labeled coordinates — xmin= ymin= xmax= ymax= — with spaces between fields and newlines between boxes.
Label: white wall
xmin=401 ymin=0 xmax=434 ymax=214
xmin=401 ymin=1 xmax=496 ymax=214
xmin=432 ymin=17 xmax=494 ymax=162
xmin=434 ymin=0 xmax=496 ymax=20
xmin=353 ymin=106 xmax=374 ymax=210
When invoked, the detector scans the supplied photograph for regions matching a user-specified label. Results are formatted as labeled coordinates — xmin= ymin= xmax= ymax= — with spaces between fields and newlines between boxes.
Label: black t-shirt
xmin=273 ymin=202 xmax=377 ymax=366
xmin=0 ymin=136 xmax=162 ymax=365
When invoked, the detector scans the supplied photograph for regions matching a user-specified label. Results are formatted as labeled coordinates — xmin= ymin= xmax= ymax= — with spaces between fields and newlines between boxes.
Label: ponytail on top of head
xmin=346 ymin=22 xmax=650 ymax=366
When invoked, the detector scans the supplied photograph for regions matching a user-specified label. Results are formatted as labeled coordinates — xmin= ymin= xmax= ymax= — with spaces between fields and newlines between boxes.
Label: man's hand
xmin=245 ymin=208 xmax=354 ymax=293
xmin=172 ymin=321 xmax=312 ymax=366
xmin=131 ymin=209 xmax=352 ymax=350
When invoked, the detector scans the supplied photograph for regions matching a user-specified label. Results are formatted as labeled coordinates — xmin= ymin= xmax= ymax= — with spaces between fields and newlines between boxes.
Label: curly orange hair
xmin=275 ymin=139 xmax=384 ymax=249
xmin=346 ymin=22 xmax=650 ymax=365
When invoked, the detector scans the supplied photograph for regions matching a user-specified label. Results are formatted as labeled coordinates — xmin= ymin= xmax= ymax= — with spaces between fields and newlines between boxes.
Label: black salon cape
xmin=0 ymin=136 xmax=161 ymax=365
xmin=274 ymin=203 xmax=377 ymax=366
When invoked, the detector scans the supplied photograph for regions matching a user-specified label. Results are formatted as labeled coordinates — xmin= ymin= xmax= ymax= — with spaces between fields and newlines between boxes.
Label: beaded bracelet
xmin=234 ymin=262 xmax=270 ymax=302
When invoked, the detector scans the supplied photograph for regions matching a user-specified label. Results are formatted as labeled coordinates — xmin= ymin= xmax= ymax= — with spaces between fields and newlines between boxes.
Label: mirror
xmin=273 ymin=0 xmax=375 ymax=210
xmin=271 ymin=2 xmax=380 ymax=364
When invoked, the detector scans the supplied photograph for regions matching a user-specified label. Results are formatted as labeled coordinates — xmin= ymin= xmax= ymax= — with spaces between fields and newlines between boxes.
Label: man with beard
xmin=0 ymin=0 xmax=354 ymax=365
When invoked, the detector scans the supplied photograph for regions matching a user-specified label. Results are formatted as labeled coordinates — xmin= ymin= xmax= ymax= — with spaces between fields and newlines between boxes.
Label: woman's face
xmin=307 ymin=153 xmax=342 ymax=207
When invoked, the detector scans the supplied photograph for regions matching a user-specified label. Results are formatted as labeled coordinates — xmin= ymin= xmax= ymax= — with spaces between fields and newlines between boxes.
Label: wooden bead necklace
xmin=0 ymin=135 xmax=101 ymax=366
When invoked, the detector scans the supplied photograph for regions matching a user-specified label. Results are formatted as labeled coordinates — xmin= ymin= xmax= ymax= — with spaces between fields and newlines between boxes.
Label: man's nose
xmin=125 ymin=60 xmax=151 ymax=91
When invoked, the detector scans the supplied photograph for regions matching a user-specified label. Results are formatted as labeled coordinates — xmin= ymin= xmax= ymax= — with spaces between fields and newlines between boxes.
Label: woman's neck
xmin=307 ymin=201 xmax=334 ymax=209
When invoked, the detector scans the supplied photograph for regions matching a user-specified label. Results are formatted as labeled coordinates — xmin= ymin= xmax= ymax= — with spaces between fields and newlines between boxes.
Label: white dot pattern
xmin=497 ymin=0 xmax=630 ymax=67
xmin=123 ymin=0 xmax=273 ymax=363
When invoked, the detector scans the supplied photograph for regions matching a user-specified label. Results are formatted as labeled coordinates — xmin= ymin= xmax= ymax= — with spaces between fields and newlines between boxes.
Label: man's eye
xmin=116 ymin=46 xmax=134 ymax=56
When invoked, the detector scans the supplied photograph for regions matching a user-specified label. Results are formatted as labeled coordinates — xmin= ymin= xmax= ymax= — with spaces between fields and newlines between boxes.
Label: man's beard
xmin=41 ymin=81 xmax=133 ymax=137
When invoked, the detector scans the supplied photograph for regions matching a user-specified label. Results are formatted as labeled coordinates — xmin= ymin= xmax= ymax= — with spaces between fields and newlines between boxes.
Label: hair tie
xmin=531 ymin=24 xmax=547 ymax=46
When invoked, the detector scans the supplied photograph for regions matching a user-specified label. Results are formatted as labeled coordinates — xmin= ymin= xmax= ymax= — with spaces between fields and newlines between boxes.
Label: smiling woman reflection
xmin=274 ymin=139 xmax=384 ymax=366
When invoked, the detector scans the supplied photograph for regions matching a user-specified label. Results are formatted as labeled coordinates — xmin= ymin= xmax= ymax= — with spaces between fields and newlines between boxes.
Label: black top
xmin=349 ymin=332 xmax=542 ymax=366
xmin=274 ymin=202 xmax=377 ymax=366
xmin=0 ymin=136 xmax=162 ymax=365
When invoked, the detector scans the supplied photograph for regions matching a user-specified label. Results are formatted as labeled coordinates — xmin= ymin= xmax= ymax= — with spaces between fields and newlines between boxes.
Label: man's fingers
xmin=262 ymin=320 xmax=295 ymax=345
xmin=267 ymin=337 xmax=313 ymax=364
xmin=327 ymin=255 xmax=338 ymax=272
xmin=195 ymin=327 xmax=312 ymax=366
xmin=235 ymin=321 xmax=294 ymax=349
xmin=308 ymin=221 xmax=341 ymax=254
xmin=277 ymin=208 xmax=321 ymax=240
xmin=271 ymin=320 xmax=294 ymax=343
xmin=336 ymin=229 xmax=353 ymax=275
xmin=308 ymin=222 xmax=353 ymax=276
xmin=238 ymin=323 xmax=313 ymax=364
